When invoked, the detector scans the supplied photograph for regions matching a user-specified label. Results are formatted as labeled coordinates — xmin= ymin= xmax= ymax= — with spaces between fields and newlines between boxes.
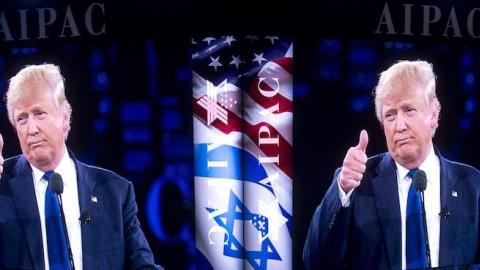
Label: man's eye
xmin=35 ymin=111 xmax=47 ymax=119
xmin=17 ymin=117 xmax=27 ymax=125
xmin=384 ymin=113 xmax=395 ymax=121
xmin=406 ymin=108 xmax=416 ymax=115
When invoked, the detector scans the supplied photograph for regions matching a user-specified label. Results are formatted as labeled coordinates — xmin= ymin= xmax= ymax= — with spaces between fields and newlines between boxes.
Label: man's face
xmin=381 ymin=83 xmax=438 ymax=169
xmin=13 ymin=87 xmax=69 ymax=171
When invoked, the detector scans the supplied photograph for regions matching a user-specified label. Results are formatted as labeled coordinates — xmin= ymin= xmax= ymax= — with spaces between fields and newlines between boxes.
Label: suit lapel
xmin=438 ymin=153 xmax=459 ymax=265
xmin=71 ymin=152 xmax=102 ymax=268
xmin=73 ymin=158 xmax=96 ymax=224
xmin=9 ymin=156 xmax=45 ymax=270
xmin=371 ymin=154 xmax=402 ymax=270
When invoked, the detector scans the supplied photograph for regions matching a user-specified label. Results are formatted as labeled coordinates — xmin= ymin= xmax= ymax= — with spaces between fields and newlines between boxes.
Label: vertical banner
xmin=193 ymin=36 xmax=293 ymax=270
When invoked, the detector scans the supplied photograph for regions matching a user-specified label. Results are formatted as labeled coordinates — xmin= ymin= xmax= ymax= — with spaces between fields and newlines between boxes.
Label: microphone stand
xmin=419 ymin=190 xmax=431 ymax=269
xmin=57 ymin=194 xmax=76 ymax=270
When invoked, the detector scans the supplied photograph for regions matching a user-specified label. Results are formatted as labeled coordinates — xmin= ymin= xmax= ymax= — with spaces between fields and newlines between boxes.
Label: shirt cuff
xmin=337 ymin=175 xmax=354 ymax=207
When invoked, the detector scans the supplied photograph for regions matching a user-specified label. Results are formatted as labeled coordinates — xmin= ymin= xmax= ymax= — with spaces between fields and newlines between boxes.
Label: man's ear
xmin=62 ymin=107 xmax=71 ymax=132
xmin=430 ymin=105 xmax=439 ymax=129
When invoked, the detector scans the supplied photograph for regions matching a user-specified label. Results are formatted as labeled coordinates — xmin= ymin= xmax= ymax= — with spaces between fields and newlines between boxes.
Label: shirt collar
xmin=396 ymin=144 xmax=438 ymax=184
xmin=31 ymin=146 xmax=72 ymax=185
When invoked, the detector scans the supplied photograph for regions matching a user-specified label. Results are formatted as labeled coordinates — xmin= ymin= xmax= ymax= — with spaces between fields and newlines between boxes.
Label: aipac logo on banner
xmin=192 ymin=36 xmax=293 ymax=270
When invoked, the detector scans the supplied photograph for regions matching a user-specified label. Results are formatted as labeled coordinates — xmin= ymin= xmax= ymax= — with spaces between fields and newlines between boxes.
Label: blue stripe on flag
xmin=195 ymin=144 xmax=269 ymax=184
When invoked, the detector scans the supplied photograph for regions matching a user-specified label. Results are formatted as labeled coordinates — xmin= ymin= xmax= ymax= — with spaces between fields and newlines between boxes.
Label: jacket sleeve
xmin=123 ymin=182 xmax=164 ymax=270
xmin=303 ymin=168 xmax=353 ymax=270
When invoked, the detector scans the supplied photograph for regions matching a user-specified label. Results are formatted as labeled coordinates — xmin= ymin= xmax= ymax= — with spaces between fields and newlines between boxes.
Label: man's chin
xmin=392 ymin=147 xmax=417 ymax=163
xmin=397 ymin=144 xmax=416 ymax=155
xmin=397 ymin=153 xmax=420 ymax=167
xmin=26 ymin=152 xmax=51 ymax=167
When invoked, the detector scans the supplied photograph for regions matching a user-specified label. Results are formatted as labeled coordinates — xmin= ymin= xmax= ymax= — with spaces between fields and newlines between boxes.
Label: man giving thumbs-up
xmin=304 ymin=60 xmax=480 ymax=270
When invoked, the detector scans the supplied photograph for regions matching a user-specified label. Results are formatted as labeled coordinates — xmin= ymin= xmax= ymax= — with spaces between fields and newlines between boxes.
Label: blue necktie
xmin=406 ymin=168 xmax=428 ymax=269
xmin=44 ymin=171 xmax=71 ymax=270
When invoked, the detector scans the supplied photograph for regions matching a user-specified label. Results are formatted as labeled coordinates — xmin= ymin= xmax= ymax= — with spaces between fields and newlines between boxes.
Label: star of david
xmin=206 ymin=191 xmax=282 ymax=270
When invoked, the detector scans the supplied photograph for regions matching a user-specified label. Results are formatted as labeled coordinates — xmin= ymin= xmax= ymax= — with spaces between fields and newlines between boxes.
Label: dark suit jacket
xmin=0 ymin=152 xmax=163 ymax=270
xmin=303 ymin=150 xmax=480 ymax=270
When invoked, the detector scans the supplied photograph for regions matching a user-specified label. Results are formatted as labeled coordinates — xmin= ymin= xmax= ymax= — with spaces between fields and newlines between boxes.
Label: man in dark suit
xmin=0 ymin=64 xmax=163 ymax=269
xmin=303 ymin=60 xmax=480 ymax=269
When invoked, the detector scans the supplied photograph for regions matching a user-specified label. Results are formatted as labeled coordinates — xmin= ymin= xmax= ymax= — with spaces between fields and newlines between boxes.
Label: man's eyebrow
xmin=383 ymin=107 xmax=395 ymax=113
xmin=400 ymin=101 xmax=416 ymax=107
xmin=14 ymin=111 xmax=27 ymax=119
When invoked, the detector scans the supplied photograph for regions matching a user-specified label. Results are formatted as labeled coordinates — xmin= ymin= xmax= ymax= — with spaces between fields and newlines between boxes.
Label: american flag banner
xmin=192 ymin=36 xmax=293 ymax=270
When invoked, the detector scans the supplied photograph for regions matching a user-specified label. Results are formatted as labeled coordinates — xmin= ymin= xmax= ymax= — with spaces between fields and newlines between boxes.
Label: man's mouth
xmin=396 ymin=137 xmax=411 ymax=146
xmin=29 ymin=140 xmax=45 ymax=148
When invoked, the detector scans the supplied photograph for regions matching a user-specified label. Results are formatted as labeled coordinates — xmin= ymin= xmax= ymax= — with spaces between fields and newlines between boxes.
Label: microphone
xmin=413 ymin=170 xmax=427 ymax=192
xmin=413 ymin=169 xmax=431 ymax=268
xmin=79 ymin=210 xmax=92 ymax=225
xmin=49 ymin=173 xmax=76 ymax=270
xmin=50 ymin=173 xmax=64 ymax=194
xmin=439 ymin=206 xmax=451 ymax=220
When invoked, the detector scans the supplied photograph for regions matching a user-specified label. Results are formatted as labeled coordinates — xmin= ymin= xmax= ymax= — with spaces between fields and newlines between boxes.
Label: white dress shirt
xmin=396 ymin=145 xmax=440 ymax=269
xmin=338 ymin=145 xmax=441 ymax=269
xmin=31 ymin=148 xmax=83 ymax=270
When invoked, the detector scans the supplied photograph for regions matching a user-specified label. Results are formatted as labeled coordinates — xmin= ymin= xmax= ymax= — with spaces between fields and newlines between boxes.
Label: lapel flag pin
xmin=91 ymin=196 xmax=98 ymax=203
xmin=452 ymin=191 xmax=458 ymax=198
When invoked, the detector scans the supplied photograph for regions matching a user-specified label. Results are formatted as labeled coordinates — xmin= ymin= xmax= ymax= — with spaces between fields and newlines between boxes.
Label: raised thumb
xmin=356 ymin=129 xmax=368 ymax=153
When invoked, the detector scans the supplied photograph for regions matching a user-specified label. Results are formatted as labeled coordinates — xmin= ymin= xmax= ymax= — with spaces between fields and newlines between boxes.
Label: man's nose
xmin=395 ymin=114 xmax=407 ymax=131
xmin=27 ymin=118 xmax=39 ymax=134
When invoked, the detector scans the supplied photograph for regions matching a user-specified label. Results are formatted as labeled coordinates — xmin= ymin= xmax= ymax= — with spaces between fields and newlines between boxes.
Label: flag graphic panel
xmin=193 ymin=35 xmax=293 ymax=270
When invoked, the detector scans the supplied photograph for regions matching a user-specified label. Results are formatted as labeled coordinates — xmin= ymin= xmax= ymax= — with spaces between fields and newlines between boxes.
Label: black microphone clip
xmin=439 ymin=206 xmax=451 ymax=220
xmin=79 ymin=211 xmax=92 ymax=225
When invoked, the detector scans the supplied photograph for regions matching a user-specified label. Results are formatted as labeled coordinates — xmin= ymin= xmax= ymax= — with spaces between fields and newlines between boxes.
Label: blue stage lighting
xmin=461 ymin=72 xmax=476 ymax=92
xmin=293 ymin=84 xmax=310 ymax=97
xmin=317 ymin=39 xmax=341 ymax=57
xmin=349 ymin=95 xmax=371 ymax=112
xmin=459 ymin=117 xmax=472 ymax=131
xmin=465 ymin=97 xmax=476 ymax=113
xmin=161 ymin=133 xmax=192 ymax=158
xmin=347 ymin=71 xmax=376 ymax=89
xmin=122 ymin=150 xmax=153 ymax=172
xmin=348 ymin=46 xmax=376 ymax=66
xmin=161 ymin=110 xmax=182 ymax=130
xmin=93 ymin=119 xmax=108 ymax=135
xmin=123 ymin=127 xmax=153 ymax=145
xmin=120 ymin=102 xmax=152 ymax=123
xmin=460 ymin=51 xmax=473 ymax=69
xmin=317 ymin=61 xmax=340 ymax=81
xmin=98 ymin=97 xmax=111 ymax=115
xmin=159 ymin=96 xmax=179 ymax=107
xmin=89 ymin=49 xmax=104 ymax=69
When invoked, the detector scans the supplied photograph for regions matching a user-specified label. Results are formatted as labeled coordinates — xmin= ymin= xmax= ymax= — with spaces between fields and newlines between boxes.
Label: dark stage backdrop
xmin=1 ymin=1 xmax=480 ymax=269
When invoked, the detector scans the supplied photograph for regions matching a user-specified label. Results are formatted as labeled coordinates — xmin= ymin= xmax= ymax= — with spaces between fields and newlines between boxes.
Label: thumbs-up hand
xmin=339 ymin=130 xmax=369 ymax=193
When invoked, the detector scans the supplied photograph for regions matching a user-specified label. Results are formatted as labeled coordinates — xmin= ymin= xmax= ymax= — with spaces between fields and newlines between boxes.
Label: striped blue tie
xmin=406 ymin=168 xmax=427 ymax=269
xmin=44 ymin=171 xmax=71 ymax=270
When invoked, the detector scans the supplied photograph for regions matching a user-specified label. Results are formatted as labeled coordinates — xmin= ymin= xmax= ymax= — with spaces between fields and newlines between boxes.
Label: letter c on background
xmin=145 ymin=175 xmax=193 ymax=245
